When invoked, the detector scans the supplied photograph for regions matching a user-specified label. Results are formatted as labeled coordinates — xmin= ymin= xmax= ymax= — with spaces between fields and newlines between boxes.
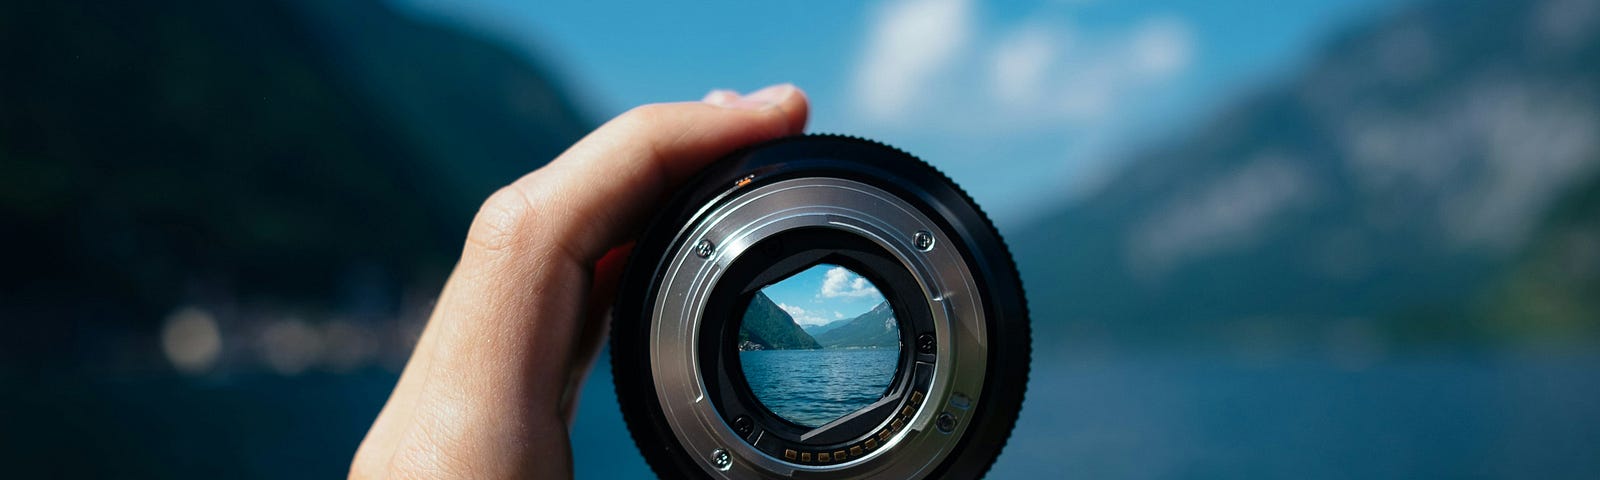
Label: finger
xmin=375 ymin=85 xmax=808 ymax=478
xmin=437 ymin=82 xmax=807 ymax=404
xmin=701 ymin=89 xmax=738 ymax=105
xmin=510 ymin=83 xmax=808 ymax=262
xmin=562 ymin=243 xmax=632 ymax=424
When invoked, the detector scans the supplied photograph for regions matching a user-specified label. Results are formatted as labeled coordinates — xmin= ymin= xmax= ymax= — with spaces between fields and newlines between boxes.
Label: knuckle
xmin=467 ymin=187 xmax=538 ymax=254
xmin=614 ymin=103 xmax=673 ymax=130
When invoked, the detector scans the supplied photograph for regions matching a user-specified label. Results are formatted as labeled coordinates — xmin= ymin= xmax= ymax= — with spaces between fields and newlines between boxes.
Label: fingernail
xmin=725 ymin=84 xmax=794 ymax=110
xmin=701 ymin=89 xmax=739 ymax=107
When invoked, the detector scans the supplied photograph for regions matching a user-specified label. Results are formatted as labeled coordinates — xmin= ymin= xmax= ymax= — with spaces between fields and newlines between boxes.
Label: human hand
xmin=351 ymin=85 xmax=810 ymax=479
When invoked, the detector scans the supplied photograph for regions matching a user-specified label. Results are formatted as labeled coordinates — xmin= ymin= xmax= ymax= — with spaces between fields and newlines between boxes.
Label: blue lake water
xmin=571 ymin=351 xmax=1600 ymax=478
xmin=14 ymin=351 xmax=1598 ymax=477
xmin=739 ymin=349 xmax=899 ymax=426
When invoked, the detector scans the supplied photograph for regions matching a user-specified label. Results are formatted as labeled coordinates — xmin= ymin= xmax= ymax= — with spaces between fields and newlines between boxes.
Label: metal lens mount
xmin=611 ymin=135 xmax=1029 ymax=479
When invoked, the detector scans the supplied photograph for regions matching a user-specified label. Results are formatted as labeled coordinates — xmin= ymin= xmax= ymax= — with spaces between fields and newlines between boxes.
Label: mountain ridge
xmin=0 ymin=0 xmax=593 ymax=373
xmin=739 ymin=293 xmax=822 ymax=351
xmin=802 ymin=318 xmax=849 ymax=336
xmin=1011 ymin=0 xmax=1600 ymax=352
xmin=814 ymin=301 xmax=900 ymax=349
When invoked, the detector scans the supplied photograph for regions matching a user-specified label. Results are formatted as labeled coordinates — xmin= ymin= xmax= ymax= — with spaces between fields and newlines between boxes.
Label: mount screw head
xmin=917 ymin=333 xmax=936 ymax=355
xmin=711 ymin=449 xmax=732 ymax=470
xmin=913 ymin=231 xmax=935 ymax=251
xmin=694 ymin=239 xmax=715 ymax=259
xmin=936 ymin=412 xmax=958 ymax=433
xmin=733 ymin=415 xmax=754 ymax=436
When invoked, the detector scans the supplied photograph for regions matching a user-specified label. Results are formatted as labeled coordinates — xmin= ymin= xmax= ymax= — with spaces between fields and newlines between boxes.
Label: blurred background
xmin=4 ymin=0 xmax=1598 ymax=477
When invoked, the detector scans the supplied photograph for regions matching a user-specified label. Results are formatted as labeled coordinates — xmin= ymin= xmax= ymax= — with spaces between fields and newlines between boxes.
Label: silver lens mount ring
xmin=651 ymin=177 xmax=987 ymax=478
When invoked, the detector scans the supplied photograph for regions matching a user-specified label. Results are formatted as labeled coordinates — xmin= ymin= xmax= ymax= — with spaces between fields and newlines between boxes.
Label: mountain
xmin=0 ymin=0 xmax=591 ymax=374
xmin=1475 ymin=169 xmax=1600 ymax=344
xmin=1011 ymin=0 xmax=1600 ymax=353
xmin=739 ymin=293 xmax=822 ymax=351
xmin=1 ymin=1 xmax=597 ymax=477
xmin=802 ymin=318 xmax=850 ymax=336
xmin=814 ymin=302 xmax=900 ymax=349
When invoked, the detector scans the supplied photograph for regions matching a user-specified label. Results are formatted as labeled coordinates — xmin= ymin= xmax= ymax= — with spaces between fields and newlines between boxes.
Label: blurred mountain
xmin=0 ymin=0 xmax=590 ymax=376
xmin=1013 ymin=0 xmax=1600 ymax=354
xmin=813 ymin=302 xmax=900 ymax=349
xmin=739 ymin=292 xmax=822 ymax=351
xmin=1478 ymin=170 xmax=1600 ymax=345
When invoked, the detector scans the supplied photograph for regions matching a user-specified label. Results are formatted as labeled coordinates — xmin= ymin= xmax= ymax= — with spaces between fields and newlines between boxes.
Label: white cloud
xmin=1129 ymin=16 xmax=1194 ymax=77
xmin=991 ymin=25 xmax=1062 ymax=106
xmin=835 ymin=311 xmax=846 ymax=319
xmin=1044 ymin=15 xmax=1194 ymax=124
xmin=877 ymin=12 xmax=1195 ymax=131
xmin=819 ymin=266 xmax=881 ymax=298
xmin=844 ymin=4 xmax=1200 ymax=219
xmin=852 ymin=0 xmax=973 ymax=122
xmin=779 ymin=303 xmax=805 ymax=316
xmin=848 ymin=2 xmax=1197 ymax=130
xmin=778 ymin=302 xmax=832 ymax=326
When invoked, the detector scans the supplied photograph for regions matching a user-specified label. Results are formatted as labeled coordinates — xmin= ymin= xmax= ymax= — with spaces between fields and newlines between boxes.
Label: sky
xmin=389 ymin=0 xmax=1406 ymax=230
xmin=756 ymin=264 xmax=887 ymax=327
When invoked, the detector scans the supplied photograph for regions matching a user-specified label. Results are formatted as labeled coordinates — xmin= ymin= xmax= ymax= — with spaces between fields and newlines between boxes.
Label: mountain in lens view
xmin=1012 ymin=0 xmax=1600 ymax=354
xmin=802 ymin=319 xmax=848 ymax=336
xmin=814 ymin=302 xmax=900 ymax=349
xmin=739 ymin=293 xmax=822 ymax=351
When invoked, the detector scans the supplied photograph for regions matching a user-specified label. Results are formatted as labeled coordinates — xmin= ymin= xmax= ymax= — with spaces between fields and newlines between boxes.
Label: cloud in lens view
xmin=760 ymin=264 xmax=886 ymax=327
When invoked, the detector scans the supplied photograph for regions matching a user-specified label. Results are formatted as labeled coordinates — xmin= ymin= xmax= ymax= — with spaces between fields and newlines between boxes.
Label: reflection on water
xmin=740 ymin=349 xmax=898 ymax=426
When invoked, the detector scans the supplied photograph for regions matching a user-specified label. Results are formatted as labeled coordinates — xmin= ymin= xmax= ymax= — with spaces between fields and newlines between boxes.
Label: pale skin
xmin=350 ymin=85 xmax=811 ymax=479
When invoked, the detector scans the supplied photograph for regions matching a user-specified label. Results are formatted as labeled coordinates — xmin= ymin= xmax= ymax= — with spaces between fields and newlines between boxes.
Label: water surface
xmin=740 ymin=349 xmax=899 ymax=426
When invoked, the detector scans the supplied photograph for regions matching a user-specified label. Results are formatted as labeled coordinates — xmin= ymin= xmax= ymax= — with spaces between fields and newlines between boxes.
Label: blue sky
xmin=390 ymin=0 xmax=1406 ymax=230
xmin=755 ymin=264 xmax=887 ymax=327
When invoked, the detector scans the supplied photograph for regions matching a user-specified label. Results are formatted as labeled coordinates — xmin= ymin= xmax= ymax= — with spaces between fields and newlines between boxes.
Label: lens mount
xmin=611 ymin=135 xmax=1029 ymax=479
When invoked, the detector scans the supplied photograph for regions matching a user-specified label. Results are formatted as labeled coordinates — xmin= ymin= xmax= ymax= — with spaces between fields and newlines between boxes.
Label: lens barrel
xmin=611 ymin=135 xmax=1029 ymax=479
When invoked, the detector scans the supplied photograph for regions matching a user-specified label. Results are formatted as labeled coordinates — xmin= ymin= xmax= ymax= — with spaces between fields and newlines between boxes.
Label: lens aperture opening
xmin=738 ymin=264 xmax=902 ymax=427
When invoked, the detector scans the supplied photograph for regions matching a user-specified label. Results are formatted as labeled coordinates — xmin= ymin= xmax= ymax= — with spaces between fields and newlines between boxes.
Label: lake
xmin=573 ymin=351 xmax=1600 ymax=478
xmin=739 ymin=349 xmax=899 ymax=426
xmin=12 ymin=351 xmax=1598 ymax=478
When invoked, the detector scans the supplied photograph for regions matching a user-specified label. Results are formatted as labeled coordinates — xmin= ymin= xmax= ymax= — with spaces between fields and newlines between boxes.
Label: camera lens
xmin=611 ymin=135 xmax=1029 ymax=479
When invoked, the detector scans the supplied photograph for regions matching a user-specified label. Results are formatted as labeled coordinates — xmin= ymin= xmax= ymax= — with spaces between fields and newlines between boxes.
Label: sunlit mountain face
xmin=811 ymin=301 xmax=900 ymax=349
xmin=1014 ymin=0 xmax=1600 ymax=356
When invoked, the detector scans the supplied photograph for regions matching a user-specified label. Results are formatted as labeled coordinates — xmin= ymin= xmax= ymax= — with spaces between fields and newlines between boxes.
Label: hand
xmin=351 ymin=85 xmax=810 ymax=479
